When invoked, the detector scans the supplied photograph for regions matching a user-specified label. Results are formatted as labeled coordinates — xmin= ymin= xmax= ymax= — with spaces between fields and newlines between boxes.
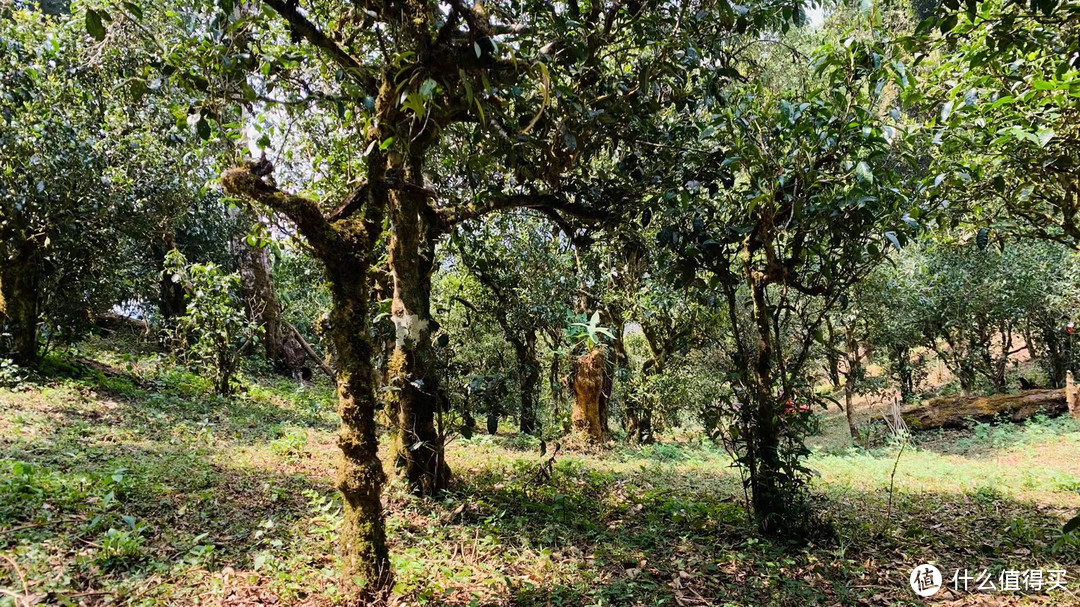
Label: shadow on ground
xmin=2 ymin=356 xmax=1079 ymax=606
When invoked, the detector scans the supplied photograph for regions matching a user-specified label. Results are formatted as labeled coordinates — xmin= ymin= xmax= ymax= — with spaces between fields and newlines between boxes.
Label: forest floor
xmin=2 ymin=338 xmax=1079 ymax=606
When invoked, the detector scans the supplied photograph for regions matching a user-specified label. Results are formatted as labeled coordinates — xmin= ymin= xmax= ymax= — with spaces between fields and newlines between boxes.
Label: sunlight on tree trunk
xmin=844 ymin=326 xmax=861 ymax=441
xmin=387 ymin=156 xmax=449 ymax=496
xmin=746 ymin=273 xmax=785 ymax=535
xmin=1067 ymin=371 xmax=1080 ymax=419
xmin=222 ymin=163 xmax=391 ymax=596
xmin=329 ymin=273 xmax=391 ymax=596
xmin=572 ymin=347 xmax=609 ymax=442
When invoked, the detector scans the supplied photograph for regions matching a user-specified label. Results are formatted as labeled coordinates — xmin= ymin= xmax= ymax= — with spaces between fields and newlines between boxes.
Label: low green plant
xmin=0 ymin=358 xmax=26 ymax=388
xmin=97 ymin=514 xmax=148 ymax=570
xmin=164 ymin=250 xmax=257 ymax=395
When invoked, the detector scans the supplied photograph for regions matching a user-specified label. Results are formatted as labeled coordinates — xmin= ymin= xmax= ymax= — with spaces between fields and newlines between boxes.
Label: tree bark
xmin=1067 ymin=371 xmax=1080 ymax=418
xmin=222 ymin=163 xmax=391 ymax=596
xmin=843 ymin=326 xmax=860 ymax=440
xmin=571 ymin=347 xmax=609 ymax=442
xmin=510 ymin=330 xmax=540 ymax=435
xmin=0 ymin=241 xmax=41 ymax=366
xmin=152 ymin=234 xmax=188 ymax=323
xmin=386 ymin=154 xmax=449 ymax=496
xmin=889 ymin=343 xmax=915 ymax=402
xmin=1036 ymin=321 xmax=1067 ymax=388
xmin=747 ymin=272 xmax=784 ymax=535
xmin=824 ymin=319 xmax=842 ymax=389
xmin=327 ymin=269 xmax=390 ymax=594
xmin=901 ymin=389 xmax=1069 ymax=430
xmin=235 ymin=230 xmax=305 ymax=374
xmin=624 ymin=390 xmax=654 ymax=444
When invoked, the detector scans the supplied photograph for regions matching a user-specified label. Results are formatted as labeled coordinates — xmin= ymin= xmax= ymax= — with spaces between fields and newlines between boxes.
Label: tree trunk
xmin=0 ymin=242 xmax=41 ymax=366
xmin=387 ymin=156 xmax=449 ymax=496
xmin=746 ymin=269 xmax=784 ymax=536
xmin=843 ymin=326 xmax=860 ymax=440
xmin=152 ymin=235 xmax=188 ymax=323
xmin=511 ymin=330 xmax=540 ymax=435
xmin=1038 ymin=322 xmax=1066 ymax=388
xmin=221 ymin=161 xmax=391 ymax=597
xmin=1067 ymin=371 xmax=1080 ymax=419
xmin=549 ymin=349 xmax=563 ymax=426
xmin=235 ymin=230 xmax=305 ymax=374
xmin=326 ymin=270 xmax=391 ymax=594
xmin=889 ymin=344 xmax=915 ymax=402
xmin=624 ymin=391 xmax=654 ymax=444
xmin=571 ymin=347 xmax=609 ymax=442
xmin=824 ymin=320 xmax=842 ymax=388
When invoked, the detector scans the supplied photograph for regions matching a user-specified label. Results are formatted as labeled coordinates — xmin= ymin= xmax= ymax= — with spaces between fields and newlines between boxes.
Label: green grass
xmin=1 ymin=339 xmax=1078 ymax=605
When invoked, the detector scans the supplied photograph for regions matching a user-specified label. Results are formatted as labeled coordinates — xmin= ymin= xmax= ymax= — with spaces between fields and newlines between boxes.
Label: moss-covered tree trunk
xmin=625 ymin=353 xmax=659 ymax=445
xmin=222 ymin=161 xmax=391 ymax=596
xmin=387 ymin=153 xmax=449 ymax=496
xmin=624 ymin=391 xmax=654 ymax=444
xmin=326 ymin=268 xmax=390 ymax=594
xmin=0 ymin=242 xmax=41 ymax=366
xmin=629 ymin=321 xmax=678 ymax=445
xmin=151 ymin=234 xmax=188 ymax=323
xmin=571 ymin=347 xmax=609 ymax=442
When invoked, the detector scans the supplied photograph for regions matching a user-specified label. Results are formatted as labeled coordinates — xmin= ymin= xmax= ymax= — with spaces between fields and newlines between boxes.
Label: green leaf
xmin=940 ymin=99 xmax=954 ymax=122
xmin=1035 ymin=128 xmax=1055 ymax=148
xmin=938 ymin=14 xmax=958 ymax=34
xmin=885 ymin=231 xmax=901 ymax=251
xmin=196 ymin=117 xmax=211 ymax=140
xmin=855 ymin=161 xmax=873 ymax=184
xmin=122 ymin=1 xmax=143 ymax=19
xmin=419 ymin=78 xmax=439 ymax=99
xmin=86 ymin=9 xmax=106 ymax=41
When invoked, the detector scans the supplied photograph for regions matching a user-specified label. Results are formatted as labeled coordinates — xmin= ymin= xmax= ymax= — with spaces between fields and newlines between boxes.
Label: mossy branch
xmin=221 ymin=164 xmax=344 ymax=257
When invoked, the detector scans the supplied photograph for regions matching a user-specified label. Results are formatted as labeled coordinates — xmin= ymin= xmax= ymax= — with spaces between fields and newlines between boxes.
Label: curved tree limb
xmin=439 ymin=193 xmax=610 ymax=228
xmin=262 ymin=0 xmax=378 ymax=93
xmin=221 ymin=162 xmax=343 ymax=256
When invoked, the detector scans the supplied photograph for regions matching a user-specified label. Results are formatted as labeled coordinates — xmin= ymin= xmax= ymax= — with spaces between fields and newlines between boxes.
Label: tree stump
xmin=571 ymin=347 xmax=609 ymax=442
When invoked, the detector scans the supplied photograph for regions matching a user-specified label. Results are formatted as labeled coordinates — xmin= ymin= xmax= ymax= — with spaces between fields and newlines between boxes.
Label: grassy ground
xmin=2 ymin=338 xmax=1079 ymax=606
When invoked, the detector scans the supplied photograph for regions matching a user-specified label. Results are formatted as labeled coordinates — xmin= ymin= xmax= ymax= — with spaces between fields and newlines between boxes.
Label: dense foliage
xmin=1 ymin=0 xmax=1078 ymax=600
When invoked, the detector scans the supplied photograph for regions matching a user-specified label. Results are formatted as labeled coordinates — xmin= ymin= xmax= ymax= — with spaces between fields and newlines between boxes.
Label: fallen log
xmin=901 ymin=389 xmax=1069 ymax=431
xmin=93 ymin=312 xmax=150 ymax=335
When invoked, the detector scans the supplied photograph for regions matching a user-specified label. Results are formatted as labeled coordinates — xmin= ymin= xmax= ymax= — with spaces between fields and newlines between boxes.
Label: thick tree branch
xmin=327 ymin=182 xmax=372 ymax=223
xmin=221 ymin=161 xmax=342 ymax=255
xmin=538 ymin=208 xmax=594 ymax=248
xmin=262 ymin=0 xmax=378 ymax=93
xmin=440 ymin=193 xmax=610 ymax=227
